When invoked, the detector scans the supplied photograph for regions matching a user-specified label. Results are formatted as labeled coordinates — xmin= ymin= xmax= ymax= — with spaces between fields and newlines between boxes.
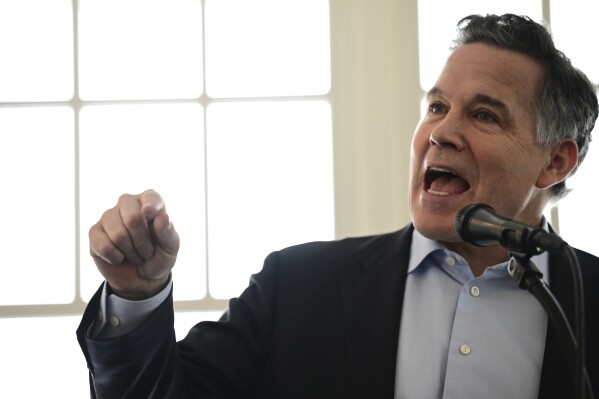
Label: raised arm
xmin=79 ymin=189 xmax=274 ymax=399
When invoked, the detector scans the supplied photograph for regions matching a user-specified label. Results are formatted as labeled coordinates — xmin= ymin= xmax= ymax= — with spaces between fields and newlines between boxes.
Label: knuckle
xmin=142 ymin=188 xmax=157 ymax=196
xmin=117 ymin=193 xmax=135 ymax=205
xmin=100 ymin=208 xmax=113 ymax=221
xmin=88 ymin=221 xmax=100 ymax=238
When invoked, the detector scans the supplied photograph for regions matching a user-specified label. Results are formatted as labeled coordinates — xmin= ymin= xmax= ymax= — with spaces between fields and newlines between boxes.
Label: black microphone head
xmin=454 ymin=203 xmax=563 ymax=253
xmin=454 ymin=203 xmax=495 ymax=243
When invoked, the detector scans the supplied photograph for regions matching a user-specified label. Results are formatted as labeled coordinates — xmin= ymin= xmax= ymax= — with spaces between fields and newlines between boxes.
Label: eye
xmin=429 ymin=102 xmax=446 ymax=114
xmin=475 ymin=110 xmax=497 ymax=123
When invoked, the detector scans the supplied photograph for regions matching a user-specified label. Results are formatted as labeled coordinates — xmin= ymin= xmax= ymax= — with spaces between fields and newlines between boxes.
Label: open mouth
xmin=425 ymin=167 xmax=470 ymax=196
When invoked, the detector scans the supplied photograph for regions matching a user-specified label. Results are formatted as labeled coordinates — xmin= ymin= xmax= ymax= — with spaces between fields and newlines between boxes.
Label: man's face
xmin=409 ymin=43 xmax=553 ymax=245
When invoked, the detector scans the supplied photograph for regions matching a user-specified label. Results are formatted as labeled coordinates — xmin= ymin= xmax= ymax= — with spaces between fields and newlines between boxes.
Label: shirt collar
xmin=409 ymin=222 xmax=550 ymax=285
xmin=408 ymin=229 xmax=444 ymax=273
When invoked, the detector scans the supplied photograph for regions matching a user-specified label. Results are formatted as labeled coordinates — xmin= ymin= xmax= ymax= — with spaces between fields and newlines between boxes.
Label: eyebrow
xmin=473 ymin=94 xmax=511 ymax=117
xmin=426 ymin=87 xmax=445 ymax=101
xmin=427 ymin=87 xmax=513 ymax=121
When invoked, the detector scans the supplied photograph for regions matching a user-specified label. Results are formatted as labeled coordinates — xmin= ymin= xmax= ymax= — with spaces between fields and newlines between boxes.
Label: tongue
xmin=429 ymin=175 xmax=469 ymax=195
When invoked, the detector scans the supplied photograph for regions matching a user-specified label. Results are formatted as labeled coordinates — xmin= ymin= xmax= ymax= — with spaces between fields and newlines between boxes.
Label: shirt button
xmin=459 ymin=344 xmax=472 ymax=356
xmin=470 ymin=286 xmax=480 ymax=297
xmin=110 ymin=316 xmax=120 ymax=327
xmin=445 ymin=256 xmax=456 ymax=266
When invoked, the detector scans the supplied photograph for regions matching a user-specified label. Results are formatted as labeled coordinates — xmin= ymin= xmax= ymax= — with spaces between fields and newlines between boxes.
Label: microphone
xmin=454 ymin=203 xmax=565 ymax=255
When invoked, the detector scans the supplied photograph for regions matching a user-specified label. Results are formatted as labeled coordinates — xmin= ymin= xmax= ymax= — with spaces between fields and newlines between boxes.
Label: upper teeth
xmin=429 ymin=167 xmax=455 ymax=175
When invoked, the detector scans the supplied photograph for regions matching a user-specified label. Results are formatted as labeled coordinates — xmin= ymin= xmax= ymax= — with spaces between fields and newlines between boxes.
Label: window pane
xmin=417 ymin=0 xmax=542 ymax=91
xmin=79 ymin=103 xmax=206 ymax=301
xmin=206 ymin=101 xmax=334 ymax=298
xmin=0 ymin=107 xmax=75 ymax=305
xmin=551 ymin=0 xmax=599 ymax=84
xmin=205 ymin=0 xmax=331 ymax=98
xmin=0 ymin=0 xmax=73 ymax=101
xmin=555 ymin=129 xmax=599 ymax=256
xmin=78 ymin=0 xmax=203 ymax=100
xmin=0 ymin=316 xmax=89 ymax=398
xmin=0 ymin=312 xmax=222 ymax=398
xmin=550 ymin=0 xmax=599 ymax=256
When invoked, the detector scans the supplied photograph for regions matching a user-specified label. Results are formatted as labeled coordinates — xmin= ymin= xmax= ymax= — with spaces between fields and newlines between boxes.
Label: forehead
xmin=433 ymin=43 xmax=543 ymax=111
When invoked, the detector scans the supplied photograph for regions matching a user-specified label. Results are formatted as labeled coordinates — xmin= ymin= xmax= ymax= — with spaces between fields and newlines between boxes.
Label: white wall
xmin=330 ymin=0 xmax=421 ymax=238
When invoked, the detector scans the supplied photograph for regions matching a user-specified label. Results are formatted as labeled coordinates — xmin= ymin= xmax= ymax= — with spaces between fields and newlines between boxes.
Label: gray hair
xmin=452 ymin=14 xmax=598 ymax=200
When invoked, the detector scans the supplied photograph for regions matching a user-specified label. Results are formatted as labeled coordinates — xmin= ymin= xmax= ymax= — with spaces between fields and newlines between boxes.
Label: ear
xmin=536 ymin=139 xmax=578 ymax=189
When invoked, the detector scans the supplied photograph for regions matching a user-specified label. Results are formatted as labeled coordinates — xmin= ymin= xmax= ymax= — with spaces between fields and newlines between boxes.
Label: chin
xmin=412 ymin=212 xmax=460 ymax=243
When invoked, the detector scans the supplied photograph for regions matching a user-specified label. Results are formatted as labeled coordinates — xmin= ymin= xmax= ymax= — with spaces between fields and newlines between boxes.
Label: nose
xmin=429 ymin=111 xmax=465 ymax=151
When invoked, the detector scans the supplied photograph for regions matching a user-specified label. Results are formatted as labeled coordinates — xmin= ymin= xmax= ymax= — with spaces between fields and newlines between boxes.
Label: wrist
xmin=108 ymin=275 xmax=170 ymax=301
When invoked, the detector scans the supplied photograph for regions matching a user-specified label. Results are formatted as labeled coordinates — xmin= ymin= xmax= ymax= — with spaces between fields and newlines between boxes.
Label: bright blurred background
xmin=0 ymin=0 xmax=597 ymax=397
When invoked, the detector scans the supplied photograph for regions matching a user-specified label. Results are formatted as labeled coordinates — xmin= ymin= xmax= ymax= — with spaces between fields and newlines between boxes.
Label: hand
xmin=89 ymin=189 xmax=180 ymax=300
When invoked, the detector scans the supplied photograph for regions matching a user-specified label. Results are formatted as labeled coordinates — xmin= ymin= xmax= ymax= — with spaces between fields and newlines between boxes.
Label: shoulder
xmin=258 ymin=225 xmax=414 ymax=281
xmin=276 ymin=225 xmax=412 ymax=262
xmin=570 ymin=247 xmax=599 ymax=284
xmin=573 ymin=247 xmax=599 ymax=265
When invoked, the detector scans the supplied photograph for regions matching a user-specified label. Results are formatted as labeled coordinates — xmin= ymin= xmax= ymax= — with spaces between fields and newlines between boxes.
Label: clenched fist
xmin=89 ymin=189 xmax=180 ymax=300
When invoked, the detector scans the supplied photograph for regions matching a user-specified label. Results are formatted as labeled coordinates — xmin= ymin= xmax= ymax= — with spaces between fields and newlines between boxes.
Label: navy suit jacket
xmin=77 ymin=225 xmax=599 ymax=398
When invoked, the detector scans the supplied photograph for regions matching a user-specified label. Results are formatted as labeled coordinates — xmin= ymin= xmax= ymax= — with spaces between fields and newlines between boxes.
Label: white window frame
xmin=7 ymin=0 xmax=592 ymax=317
xmin=0 ymin=0 xmax=421 ymax=320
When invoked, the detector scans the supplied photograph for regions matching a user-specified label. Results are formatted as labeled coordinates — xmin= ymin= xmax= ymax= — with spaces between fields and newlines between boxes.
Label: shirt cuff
xmin=91 ymin=275 xmax=173 ymax=340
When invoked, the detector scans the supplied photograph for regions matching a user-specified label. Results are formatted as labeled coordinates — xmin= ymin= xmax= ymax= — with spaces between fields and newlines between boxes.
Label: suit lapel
xmin=339 ymin=226 xmax=413 ymax=399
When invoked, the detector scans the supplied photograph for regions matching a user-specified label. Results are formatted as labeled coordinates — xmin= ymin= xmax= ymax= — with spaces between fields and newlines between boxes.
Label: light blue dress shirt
xmin=395 ymin=229 xmax=549 ymax=399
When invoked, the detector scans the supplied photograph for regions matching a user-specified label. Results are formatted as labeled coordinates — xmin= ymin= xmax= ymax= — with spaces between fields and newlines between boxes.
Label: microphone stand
xmin=508 ymin=254 xmax=595 ymax=399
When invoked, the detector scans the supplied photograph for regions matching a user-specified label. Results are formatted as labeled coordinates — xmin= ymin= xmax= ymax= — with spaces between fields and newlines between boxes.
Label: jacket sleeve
xmin=77 ymin=282 xmax=182 ymax=398
xmin=76 ymin=252 xmax=278 ymax=399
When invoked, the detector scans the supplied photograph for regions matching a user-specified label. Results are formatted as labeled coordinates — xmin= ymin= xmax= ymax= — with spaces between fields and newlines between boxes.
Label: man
xmin=78 ymin=14 xmax=599 ymax=398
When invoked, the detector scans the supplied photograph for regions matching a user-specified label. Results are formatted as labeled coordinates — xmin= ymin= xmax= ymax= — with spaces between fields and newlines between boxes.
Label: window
xmin=546 ymin=0 xmax=599 ymax=256
xmin=0 ymin=0 xmax=332 ymax=397
xmin=417 ymin=0 xmax=542 ymax=91
xmin=77 ymin=0 xmax=333 ymax=302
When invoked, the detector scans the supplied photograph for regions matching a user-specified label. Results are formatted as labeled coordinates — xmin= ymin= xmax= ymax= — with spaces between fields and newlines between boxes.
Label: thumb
xmin=140 ymin=189 xmax=165 ymax=221
xmin=151 ymin=211 xmax=180 ymax=256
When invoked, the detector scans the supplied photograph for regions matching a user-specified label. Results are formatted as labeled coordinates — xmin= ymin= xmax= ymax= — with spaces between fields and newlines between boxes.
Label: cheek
xmin=409 ymin=131 xmax=428 ymax=184
xmin=476 ymin=144 xmax=544 ymax=203
xmin=503 ymin=143 xmax=546 ymax=181
xmin=410 ymin=124 xmax=429 ymax=161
